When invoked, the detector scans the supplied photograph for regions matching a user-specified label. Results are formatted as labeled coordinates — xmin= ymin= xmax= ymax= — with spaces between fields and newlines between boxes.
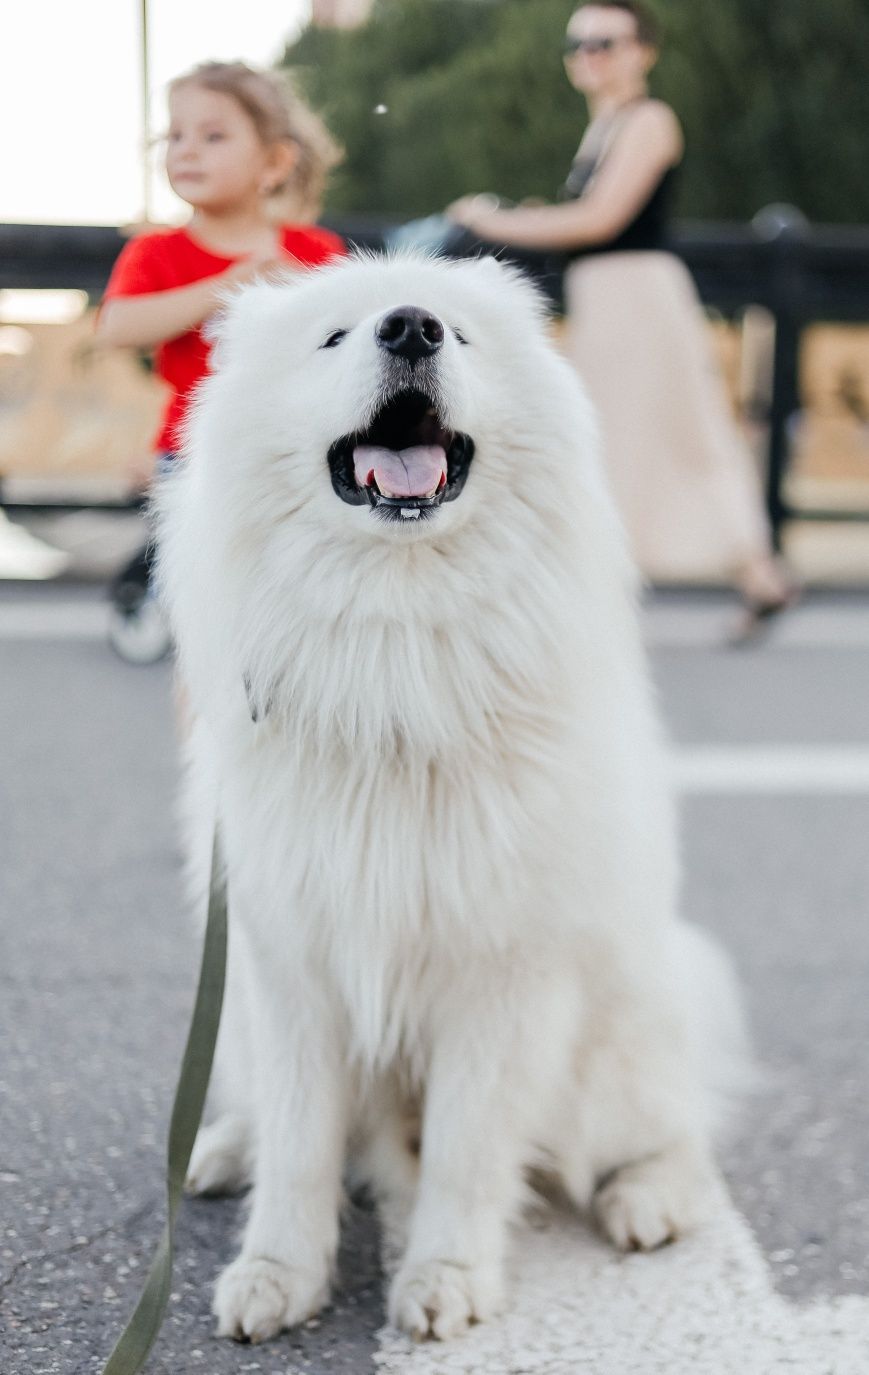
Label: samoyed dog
xmin=157 ymin=253 xmax=746 ymax=1344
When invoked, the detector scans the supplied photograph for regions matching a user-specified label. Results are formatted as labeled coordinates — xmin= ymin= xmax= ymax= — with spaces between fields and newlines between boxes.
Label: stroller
xmin=107 ymin=539 xmax=172 ymax=664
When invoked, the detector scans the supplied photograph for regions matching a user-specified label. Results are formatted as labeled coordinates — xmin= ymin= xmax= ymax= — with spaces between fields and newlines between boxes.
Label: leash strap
xmin=101 ymin=830 xmax=228 ymax=1375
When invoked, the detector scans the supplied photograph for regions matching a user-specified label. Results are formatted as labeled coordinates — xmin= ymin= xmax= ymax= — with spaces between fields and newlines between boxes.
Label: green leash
xmin=101 ymin=832 xmax=228 ymax=1375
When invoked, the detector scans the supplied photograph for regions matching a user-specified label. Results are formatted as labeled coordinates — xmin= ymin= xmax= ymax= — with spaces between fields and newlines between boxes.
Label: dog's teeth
xmin=400 ymin=508 xmax=421 ymax=520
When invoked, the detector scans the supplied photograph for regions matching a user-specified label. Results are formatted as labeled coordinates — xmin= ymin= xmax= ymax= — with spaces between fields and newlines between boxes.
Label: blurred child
xmin=97 ymin=61 xmax=346 ymax=660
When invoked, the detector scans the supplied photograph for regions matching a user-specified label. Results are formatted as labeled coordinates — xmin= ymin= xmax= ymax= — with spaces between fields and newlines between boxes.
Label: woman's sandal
xmin=728 ymin=583 xmax=802 ymax=646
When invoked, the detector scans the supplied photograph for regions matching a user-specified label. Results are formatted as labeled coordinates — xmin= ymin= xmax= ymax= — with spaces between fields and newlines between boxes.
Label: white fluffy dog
xmin=157 ymin=253 xmax=746 ymax=1344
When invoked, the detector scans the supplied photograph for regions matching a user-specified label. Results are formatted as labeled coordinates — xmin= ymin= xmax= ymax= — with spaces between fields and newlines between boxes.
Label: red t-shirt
xmin=102 ymin=224 xmax=347 ymax=452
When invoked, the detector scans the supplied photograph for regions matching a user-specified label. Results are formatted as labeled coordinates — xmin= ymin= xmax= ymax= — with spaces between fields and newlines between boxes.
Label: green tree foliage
xmin=655 ymin=0 xmax=869 ymax=222
xmin=283 ymin=0 xmax=580 ymax=216
xmin=283 ymin=0 xmax=869 ymax=224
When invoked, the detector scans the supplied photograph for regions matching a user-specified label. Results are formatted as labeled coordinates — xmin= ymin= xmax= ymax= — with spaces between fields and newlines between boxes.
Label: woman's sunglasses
xmin=563 ymin=36 xmax=633 ymax=56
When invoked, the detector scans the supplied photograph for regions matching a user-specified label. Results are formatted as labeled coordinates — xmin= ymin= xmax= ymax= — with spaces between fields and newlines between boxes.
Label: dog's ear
xmin=204 ymin=277 xmax=301 ymax=371
xmin=202 ymin=300 xmax=232 ymax=372
xmin=477 ymin=253 xmax=543 ymax=294
xmin=464 ymin=253 xmax=551 ymax=327
xmin=472 ymin=252 xmax=510 ymax=279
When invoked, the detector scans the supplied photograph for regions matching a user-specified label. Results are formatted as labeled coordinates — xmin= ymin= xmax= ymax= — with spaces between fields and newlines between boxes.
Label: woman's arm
xmin=450 ymin=102 xmax=683 ymax=252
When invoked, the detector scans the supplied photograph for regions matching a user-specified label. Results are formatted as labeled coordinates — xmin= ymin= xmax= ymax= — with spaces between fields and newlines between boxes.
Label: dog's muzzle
xmin=327 ymin=319 xmax=475 ymax=520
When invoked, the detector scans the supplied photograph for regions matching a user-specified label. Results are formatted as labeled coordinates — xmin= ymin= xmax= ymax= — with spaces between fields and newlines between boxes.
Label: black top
xmin=560 ymin=113 xmax=677 ymax=258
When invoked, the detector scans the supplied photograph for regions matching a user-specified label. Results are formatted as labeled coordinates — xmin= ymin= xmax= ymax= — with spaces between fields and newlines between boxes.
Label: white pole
xmin=140 ymin=0 xmax=151 ymax=222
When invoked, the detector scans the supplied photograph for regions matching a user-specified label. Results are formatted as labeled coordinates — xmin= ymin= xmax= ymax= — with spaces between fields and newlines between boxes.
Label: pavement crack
xmin=0 ymin=1196 xmax=158 ymax=1296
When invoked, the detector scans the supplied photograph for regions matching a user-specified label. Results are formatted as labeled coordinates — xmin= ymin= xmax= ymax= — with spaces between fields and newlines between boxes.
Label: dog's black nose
xmin=375 ymin=306 xmax=444 ymax=362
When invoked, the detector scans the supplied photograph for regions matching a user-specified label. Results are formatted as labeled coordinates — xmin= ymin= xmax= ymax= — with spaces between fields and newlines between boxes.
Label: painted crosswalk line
xmin=672 ymin=745 xmax=869 ymax=793
xmin=374 ymin=1196 xmax=867 ymax=1374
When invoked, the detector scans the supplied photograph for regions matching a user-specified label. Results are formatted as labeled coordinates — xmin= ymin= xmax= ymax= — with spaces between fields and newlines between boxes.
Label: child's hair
xmin=168 ymin=61 xmax=343 ymax=221
xmin=572 ymin=1 xmax=660 ymax=47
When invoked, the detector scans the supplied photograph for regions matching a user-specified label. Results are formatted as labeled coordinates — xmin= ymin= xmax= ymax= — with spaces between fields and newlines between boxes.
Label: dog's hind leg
xmin=351 ymin=1076 xmax=421 ymax=1260
xmin=186 ymin=1112 xmax=253 ymax=1196
xmin=181 ymin=729 xmax=255 ymax=1196
xmin=558 ymin=923 xmax=747 ymax=1248
xmin=186 ymin=920 xmax=256 ymax=1196
xmin=593 ymin=1136 xmax=724 ymax=1250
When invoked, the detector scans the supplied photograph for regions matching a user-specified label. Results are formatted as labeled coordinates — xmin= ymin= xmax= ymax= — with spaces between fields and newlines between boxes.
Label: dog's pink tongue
xmin=354 ymin=445 xmax=446 ymax=498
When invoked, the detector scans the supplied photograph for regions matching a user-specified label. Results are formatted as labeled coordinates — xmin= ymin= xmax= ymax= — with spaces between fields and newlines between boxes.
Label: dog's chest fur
xmin=222 ymin=689 xmax=576 ymax=1068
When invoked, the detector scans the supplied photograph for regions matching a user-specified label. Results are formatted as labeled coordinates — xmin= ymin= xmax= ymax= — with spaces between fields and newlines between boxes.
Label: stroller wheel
xmin=108 ymin=596 xmax=172 ymax=664
xmin=108 ymin=540 xmax=170 ymax=664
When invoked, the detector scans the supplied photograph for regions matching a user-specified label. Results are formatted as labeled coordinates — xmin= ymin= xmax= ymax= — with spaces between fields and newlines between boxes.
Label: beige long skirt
xmin=562 ymin=251 xmax=773 ymax=581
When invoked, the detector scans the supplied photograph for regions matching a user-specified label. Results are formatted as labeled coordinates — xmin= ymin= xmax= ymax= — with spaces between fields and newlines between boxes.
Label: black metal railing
xmin=2 ymin=212 xmax=869 ymax=540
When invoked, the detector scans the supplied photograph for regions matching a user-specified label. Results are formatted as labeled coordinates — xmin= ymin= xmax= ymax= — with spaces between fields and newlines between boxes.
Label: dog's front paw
xmin=214 ymin=1256 xmax=329 ymax=1343
xmin=388 ymin=1258 xmax=503 ymax=1341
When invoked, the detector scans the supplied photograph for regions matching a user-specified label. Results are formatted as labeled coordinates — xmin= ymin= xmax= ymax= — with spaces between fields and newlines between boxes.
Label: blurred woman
xmin=449 ymin=0 xmax=797 ymax=632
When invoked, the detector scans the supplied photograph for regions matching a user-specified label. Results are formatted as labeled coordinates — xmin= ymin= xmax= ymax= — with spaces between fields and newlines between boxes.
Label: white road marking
xmin=673 ymin=746 xmax=869 ymax=794
xmin=643 ymin=602 xmax=869 ymax=649
xmin=4 ymin=602 xmax=869 ymax=797
xmin=0 ymin=602 xmax=109 ymax=640
xmin=1 ymin=597 xmax=867 ymax=650
xmin=374 ymin=1197 xmax=868 ymax=1374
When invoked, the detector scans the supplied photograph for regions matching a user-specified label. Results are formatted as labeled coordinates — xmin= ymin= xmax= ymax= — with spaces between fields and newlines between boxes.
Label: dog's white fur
xmin=157 ymin=253 xmax=747 ymax=1344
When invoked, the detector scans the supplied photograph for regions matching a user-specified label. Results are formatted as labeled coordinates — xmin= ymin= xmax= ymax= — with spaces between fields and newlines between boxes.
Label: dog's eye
xmin=452 ymin=327 xmax=469 ymax=345
xmin=320 ymin=329 xmax=348 ymax=349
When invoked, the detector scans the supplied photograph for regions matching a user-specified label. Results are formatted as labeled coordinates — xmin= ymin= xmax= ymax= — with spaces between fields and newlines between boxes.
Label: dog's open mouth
xmin=328 ymin=388 xmax=474 ymax=521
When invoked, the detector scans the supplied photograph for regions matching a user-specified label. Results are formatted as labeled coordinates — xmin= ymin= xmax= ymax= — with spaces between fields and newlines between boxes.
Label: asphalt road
xmin=1 ymin=580 xmax=868 ymax=1374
